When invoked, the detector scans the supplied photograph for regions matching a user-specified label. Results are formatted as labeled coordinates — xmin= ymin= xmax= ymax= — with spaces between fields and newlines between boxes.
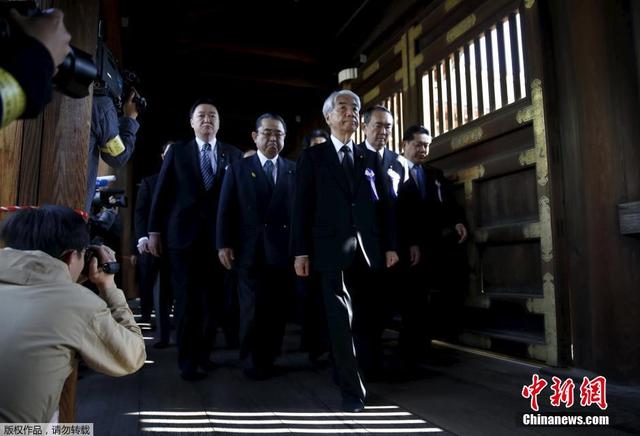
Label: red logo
xmin=522 ymin=374 xmax=548 ymax=411
xmin=522 ymin=375 xmax=608 ymax=411
xmin=579 ymin=376 xmax=608 ymax=410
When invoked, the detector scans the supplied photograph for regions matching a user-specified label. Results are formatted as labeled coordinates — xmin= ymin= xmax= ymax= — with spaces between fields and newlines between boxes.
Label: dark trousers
xmin=422 ymin=236 xmax=468 ymax=340
xmin=320 ymin=249 xmax=382 ymax=401
xmin=168 ymin=245 xmax=225 ymax=372
xmin=137 ymin=253 xmax=156 ymax=321
xmin=237 ymin=264 xmax=290 ymax=372
xmin=137 ymin=252 xmax=173 ymax=342
xmin=398 ymin=263 xmax=431 ymax=363
xmin=296 ymin=273 xmax=329 ymax=358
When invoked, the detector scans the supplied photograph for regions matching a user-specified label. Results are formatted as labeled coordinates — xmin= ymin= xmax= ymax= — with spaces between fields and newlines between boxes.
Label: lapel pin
xmin=251 ymin=171 xmax=256 ymax=178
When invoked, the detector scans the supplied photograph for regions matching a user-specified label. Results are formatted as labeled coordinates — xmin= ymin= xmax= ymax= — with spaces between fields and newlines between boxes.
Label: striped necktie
xmin=201 ymin=143 xmax=215 ymax=190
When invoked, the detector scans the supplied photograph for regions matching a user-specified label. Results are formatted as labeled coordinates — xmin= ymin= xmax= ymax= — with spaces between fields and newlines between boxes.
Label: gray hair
xmin=322 ymin=90 xmax=361 ymax=117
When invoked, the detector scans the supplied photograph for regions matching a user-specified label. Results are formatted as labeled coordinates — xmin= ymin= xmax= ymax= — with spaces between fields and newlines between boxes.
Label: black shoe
xmin=199 ymin=360 xmax=218 ymax=372
xmin=152 ymin=340 xmax=170 ymax=349
xmin=341 ymin=393 xmax=365 ymax=413
xmin=180 ymin=370 xmax=207 ymax=381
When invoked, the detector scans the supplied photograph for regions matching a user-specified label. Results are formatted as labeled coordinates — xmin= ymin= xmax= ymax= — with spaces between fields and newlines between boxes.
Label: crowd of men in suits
xmin=133 ymin=91 xmax=468 ymax=412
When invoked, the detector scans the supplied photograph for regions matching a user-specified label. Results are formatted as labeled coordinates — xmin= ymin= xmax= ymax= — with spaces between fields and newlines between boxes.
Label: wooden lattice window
xmin=422 ymin=10 xmax=526 ymax=137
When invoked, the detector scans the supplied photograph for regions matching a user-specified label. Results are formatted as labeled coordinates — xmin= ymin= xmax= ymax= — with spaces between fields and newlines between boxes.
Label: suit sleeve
xmin=437 ymin=169 xmax=467 ymax=227
xmin=216 ymin=164 xmax=239 ymax=249
xmin=291 ymin=150 xmax=314 ymax=257
xmin=134 ymin=179 xmax=151 ymax=241
xmin=148 ymin=147 xmax=175 ymax=234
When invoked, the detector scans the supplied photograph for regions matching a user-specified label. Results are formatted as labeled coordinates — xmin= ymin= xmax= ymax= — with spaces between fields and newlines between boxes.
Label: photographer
xmin=0 ymin=8 xmax=71 ymax=127
xmin=84 ymin=90 xmax=140 ymax=211
xmin=0 ymin=205 xmax=146 ymax=423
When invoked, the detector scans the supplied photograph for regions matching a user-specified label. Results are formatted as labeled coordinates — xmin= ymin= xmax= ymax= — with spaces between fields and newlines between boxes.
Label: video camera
xmin=89 ymin=175 xmax=127 ymax=241
xmin=94 ymin=37 xmax=147 ymax=114
xmin=0 ymin=1 xmax=97 ymax=98
xmin=82 ymin=176 xmax=127 ymax=277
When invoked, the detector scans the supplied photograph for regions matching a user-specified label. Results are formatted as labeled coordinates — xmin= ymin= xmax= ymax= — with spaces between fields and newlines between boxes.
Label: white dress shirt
xmin=256 ymin=149 xmax=278 ymax=184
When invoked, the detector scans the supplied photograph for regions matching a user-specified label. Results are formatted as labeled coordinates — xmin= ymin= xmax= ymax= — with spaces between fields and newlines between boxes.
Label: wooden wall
xmin=350 ymin=0 xmax=640 ymax=381
xmin=543 ymin=0 xmax=640 ymax=382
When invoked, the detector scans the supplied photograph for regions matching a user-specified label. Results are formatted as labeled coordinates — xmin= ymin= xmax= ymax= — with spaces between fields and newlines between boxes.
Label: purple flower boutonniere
xmin=365 ymin=168 xmax=379 ymax=201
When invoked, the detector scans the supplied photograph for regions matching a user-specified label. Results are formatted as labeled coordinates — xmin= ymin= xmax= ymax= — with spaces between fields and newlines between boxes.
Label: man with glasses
xmin=217 ymin=113 xmax=296 ymax=380
xmin=147 ymin=97 xmax=242 ymax=381
xmin=396 ymin=125 xmax=468 ymax=370
xmin=0 ymin=205 xmax=145 ymax=423
xmin=291 ymin=90 xmax=399 ymax=412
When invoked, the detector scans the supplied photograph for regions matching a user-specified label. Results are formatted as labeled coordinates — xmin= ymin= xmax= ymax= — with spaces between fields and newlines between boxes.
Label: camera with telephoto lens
xmin=0 ymin=1 xmax=97 ymax=98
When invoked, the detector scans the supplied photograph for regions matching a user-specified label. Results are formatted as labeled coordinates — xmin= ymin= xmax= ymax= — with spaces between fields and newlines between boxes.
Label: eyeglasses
xmin=258 ymin=129 xmax=285 ymax=139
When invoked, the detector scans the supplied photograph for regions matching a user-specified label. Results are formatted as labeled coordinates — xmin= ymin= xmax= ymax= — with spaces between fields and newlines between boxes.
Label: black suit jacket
xmin=291 ymin=141 xmax=396 ymax=271
xmin=359 ymin=144 xmax=406 ymax=198
xmin=148 ymin=138 xmax=243 ymax=251
xmin=396 ymin=163 xmax=466 ymax=254
xmin=217 ymin=154 xmax=296 ymax=269
xmin=134 ymin=173 xmax=158 ymax=242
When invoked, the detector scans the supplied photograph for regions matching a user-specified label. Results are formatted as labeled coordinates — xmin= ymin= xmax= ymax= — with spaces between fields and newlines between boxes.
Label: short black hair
xmin=255 ymin=113 xmax=287 ymax=133
xmin=363 ymin=105 xmax=393 ymax=125
xmin=402 ymin=124 xmax=431 ymax=142
xmin=189 ymin=97 xmax=218 ymax=119
xmin=303 ymin=129 xmax=330 ymax=148
xmin=0 ymin=205 xmax=89 ymax=259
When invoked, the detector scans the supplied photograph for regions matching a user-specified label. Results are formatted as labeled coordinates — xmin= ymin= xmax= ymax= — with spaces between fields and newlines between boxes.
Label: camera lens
xmin=52 ymin=46 xmax=98 ymax=98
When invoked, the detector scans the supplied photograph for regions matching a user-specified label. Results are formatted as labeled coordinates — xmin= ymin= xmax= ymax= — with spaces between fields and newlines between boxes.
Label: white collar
xmin=331 ymin=135 xmax=353 ymax=155
xmin=257 ymin=149 xmax=278 ymax=167
xmin=364 ymin=140 xmax=385 ymax=157
xmin=195 ymin=136 xmax=217 ymax=151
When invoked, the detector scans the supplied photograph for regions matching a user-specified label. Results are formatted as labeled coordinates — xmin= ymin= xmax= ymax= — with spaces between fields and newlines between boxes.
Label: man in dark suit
xmin=361 ymin=106 xmax=404 ymax=195
xmin=291 ymin=90 xmax=399 ymax=412
xmin=359 ymin=106 xmax=421 ymax=377
xmin=396 ymin=124 xmax=468 ymax=367
xmin=134 ymin=141 xmax=173 ymax=349
xmin=147 ymin=98 xmax=243 ymax=380
xmin=217 ymin=113 xmax=296 ymax=380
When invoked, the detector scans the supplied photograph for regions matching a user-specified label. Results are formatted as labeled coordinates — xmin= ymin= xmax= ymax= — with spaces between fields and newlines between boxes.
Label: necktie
xmin=412 ymin=165 xmax=427 ymax=198
xmin=263 ymin=160 xmax=275 ymax=188
xmin=340 ymin=145 xmax=354 ymax=189
xmin=200 ymin=143 xmax=215 ymax=190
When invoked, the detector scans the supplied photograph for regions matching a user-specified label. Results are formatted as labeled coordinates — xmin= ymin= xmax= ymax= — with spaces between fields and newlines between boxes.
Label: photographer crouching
xmin=0 ymin=205 xmax=146 ymax=423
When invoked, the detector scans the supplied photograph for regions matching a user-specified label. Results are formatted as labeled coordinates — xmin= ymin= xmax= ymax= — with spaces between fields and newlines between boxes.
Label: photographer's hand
xmin=123 ymin=88 xmax=139 ymax=120
xmin=87 ymin=245 xmax=117 ymax=291
xmin=9 ymin=8 xmax=71 ymax=68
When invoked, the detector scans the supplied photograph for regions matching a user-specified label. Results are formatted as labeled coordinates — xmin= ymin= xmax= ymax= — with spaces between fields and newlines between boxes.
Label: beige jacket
xmin=0 ymin=248 xmax=146 ymax=423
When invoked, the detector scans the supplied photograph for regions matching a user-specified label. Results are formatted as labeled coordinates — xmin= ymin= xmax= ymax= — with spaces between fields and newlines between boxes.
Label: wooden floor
xmin=75 ymin=313 xmax=640 ymax=436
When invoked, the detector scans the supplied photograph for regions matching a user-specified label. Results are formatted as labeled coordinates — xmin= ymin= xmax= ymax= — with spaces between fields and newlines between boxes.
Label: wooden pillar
xmin=543 ymin=0 xmax=640 ymax=382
